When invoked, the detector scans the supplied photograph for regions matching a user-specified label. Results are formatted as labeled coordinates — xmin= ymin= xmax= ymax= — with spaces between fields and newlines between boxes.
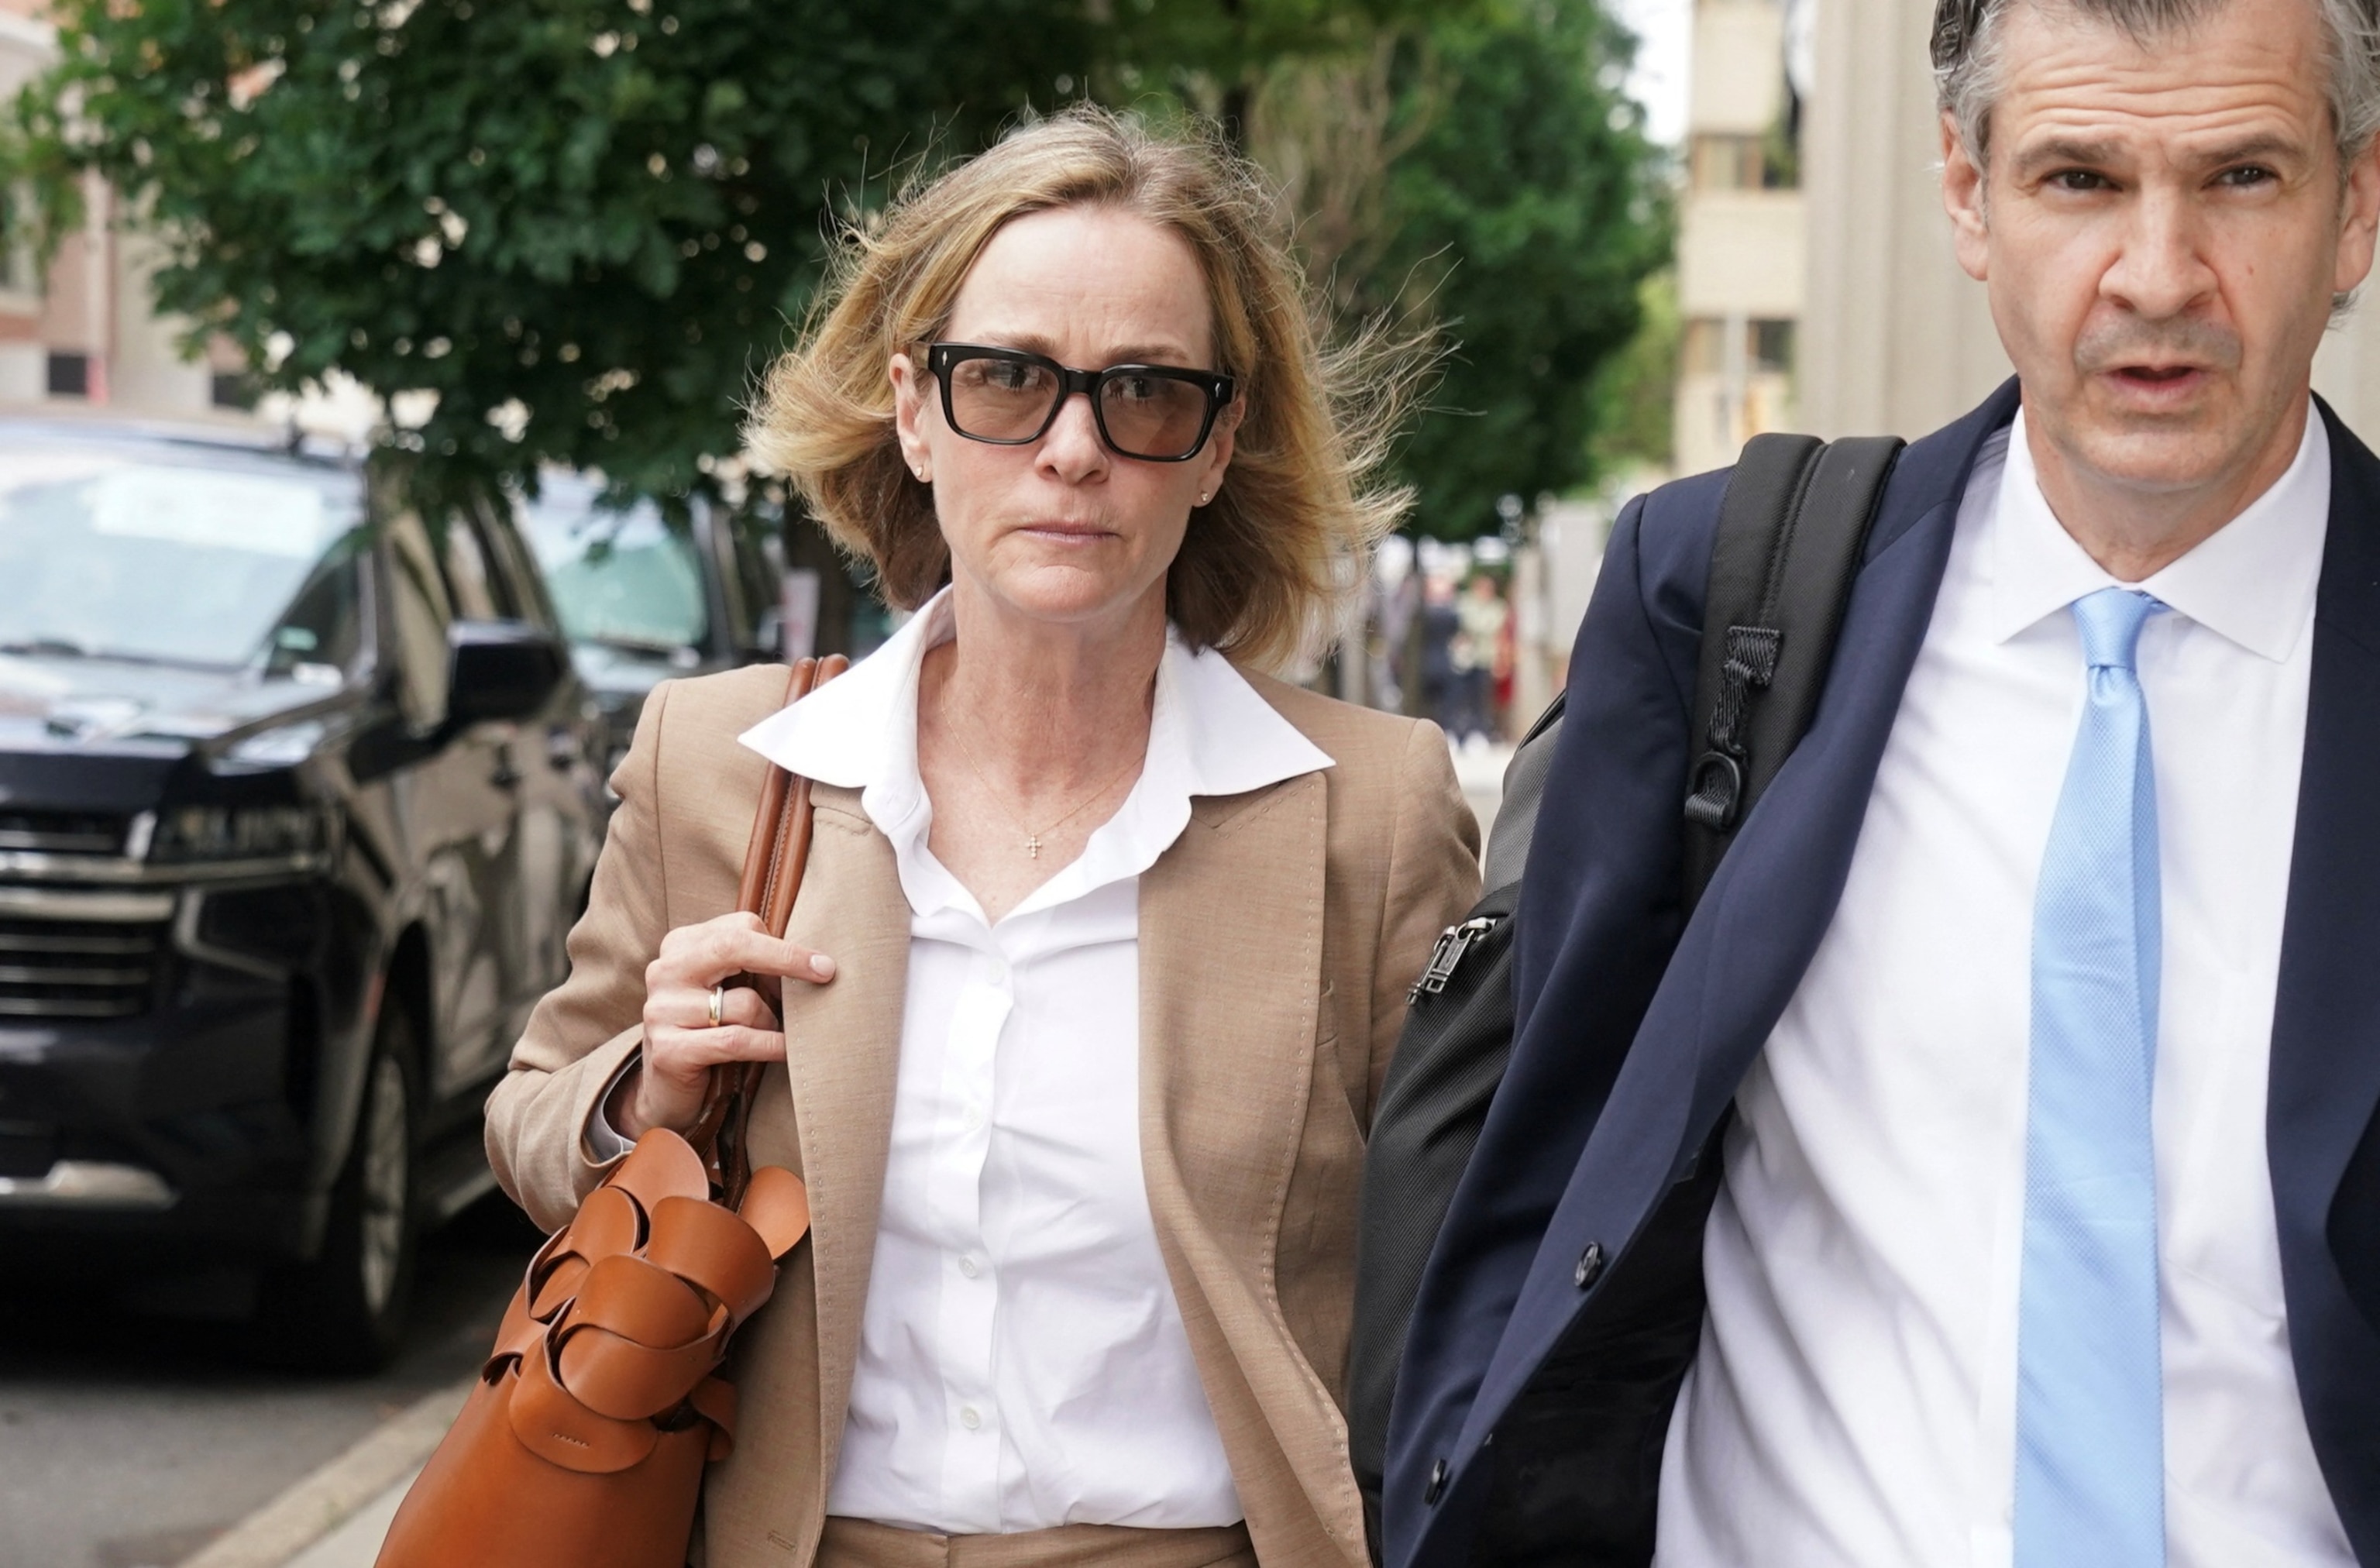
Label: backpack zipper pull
xmin=1409 ymin=915 xmax=1502 ymax=1002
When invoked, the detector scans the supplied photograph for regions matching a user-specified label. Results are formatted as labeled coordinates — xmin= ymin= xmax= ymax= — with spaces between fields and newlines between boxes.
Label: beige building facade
xmin=1673 ymin=0 xmax=1807 ymax=475
xmin=1797 ymin=0 xmax=2380 ymax=442
xmin=0 ymin=0 xmax=246 ymax=423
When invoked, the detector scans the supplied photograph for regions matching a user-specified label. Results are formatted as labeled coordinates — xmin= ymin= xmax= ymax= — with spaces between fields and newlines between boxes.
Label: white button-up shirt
xmin=734 ymin=589 xmax=1333 ymax=1535
xmin=1657 ymin=408 xmax=2355 ymax=1566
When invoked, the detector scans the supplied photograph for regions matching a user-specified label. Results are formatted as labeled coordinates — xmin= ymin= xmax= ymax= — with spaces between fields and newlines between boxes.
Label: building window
xmin=1690 ymin=136 xmax=1766 ymax=191
xmin=46 ymin=352 xmax=89 ymax=398
xmin=1681 ymin=318 xmax=1797 ymax=378
xmin=1688 ymin=128 xmax=1798 ymax=192
xmin=1751 ymin=319 xmax=1796 ymax=374
xmin=211 ymin=372 xmax=257 ymax=410
xmin=1682 ymin=318 xmax=1727 ymax=377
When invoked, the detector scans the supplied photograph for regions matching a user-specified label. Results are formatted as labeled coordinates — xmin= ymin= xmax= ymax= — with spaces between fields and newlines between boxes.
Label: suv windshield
xmin=521 ymin=483 xmax=707 ymax=655
xmin=0 ymin=435 xmax=366 ymax=670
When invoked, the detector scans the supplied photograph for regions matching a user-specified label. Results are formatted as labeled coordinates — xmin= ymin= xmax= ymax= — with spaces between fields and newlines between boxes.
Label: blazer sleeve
xmin=484 ymin=681 xmax=679 ymax=1232
xmin=1367 ymin=718 xmax=1483 ymax=1118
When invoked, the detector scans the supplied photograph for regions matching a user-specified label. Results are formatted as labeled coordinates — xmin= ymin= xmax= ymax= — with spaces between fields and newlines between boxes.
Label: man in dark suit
xmin=1385 ymin=0 xmax=2380 ymax=1561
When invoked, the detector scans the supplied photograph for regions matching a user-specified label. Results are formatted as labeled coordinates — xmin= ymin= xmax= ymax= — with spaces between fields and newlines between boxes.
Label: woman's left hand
xmin=607 ymin=910 xmax=837 ymax=1140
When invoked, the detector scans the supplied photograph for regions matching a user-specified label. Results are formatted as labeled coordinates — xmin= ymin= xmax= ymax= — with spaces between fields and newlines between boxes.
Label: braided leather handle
xmin=689 ymin=653 xmax=848 ymax=1203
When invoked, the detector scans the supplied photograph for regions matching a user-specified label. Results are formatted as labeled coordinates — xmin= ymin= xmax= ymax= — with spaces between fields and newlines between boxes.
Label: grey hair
xmin=1933 ymin=0 xmax=2380 ymax=169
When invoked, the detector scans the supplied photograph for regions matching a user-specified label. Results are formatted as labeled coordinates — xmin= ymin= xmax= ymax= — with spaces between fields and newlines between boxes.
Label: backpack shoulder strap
xmin=1681 ymin=432 xmax=1904 ymax=909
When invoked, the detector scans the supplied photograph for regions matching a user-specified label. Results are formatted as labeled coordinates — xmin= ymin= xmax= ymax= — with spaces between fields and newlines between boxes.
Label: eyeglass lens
xmin=944 ymin=356 xmax=1212 ymax=459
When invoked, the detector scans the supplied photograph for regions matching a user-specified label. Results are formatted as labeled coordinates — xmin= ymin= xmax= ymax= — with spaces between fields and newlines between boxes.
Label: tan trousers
xmin=814 ymin=1516 xmax=1257 ymax=1568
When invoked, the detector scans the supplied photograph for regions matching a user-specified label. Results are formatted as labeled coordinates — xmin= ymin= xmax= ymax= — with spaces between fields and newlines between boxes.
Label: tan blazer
xmin=487 ymin=660 xmax=1481 ymax=1568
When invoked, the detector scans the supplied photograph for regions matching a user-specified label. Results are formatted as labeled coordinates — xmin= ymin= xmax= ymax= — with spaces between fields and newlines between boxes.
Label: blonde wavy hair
xmin=746 ymin=104 xmax=1419 ymax=669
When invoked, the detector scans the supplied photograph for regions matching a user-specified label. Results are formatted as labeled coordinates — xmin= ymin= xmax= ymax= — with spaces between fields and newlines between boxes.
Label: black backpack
xmin=1348 ymin=432 xmax=1907 ymax=1556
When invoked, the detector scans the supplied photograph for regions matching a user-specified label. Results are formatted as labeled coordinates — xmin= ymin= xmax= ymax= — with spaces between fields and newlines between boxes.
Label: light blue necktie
xmin=2014 ymin=586 xmax=2167 ymax=1566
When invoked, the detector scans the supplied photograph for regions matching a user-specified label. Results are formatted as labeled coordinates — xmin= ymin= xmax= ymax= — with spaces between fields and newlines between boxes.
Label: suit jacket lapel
xmin=1676 ymin=379 xmax=2024 ymax=1143
xmin=2271 ymin=404 xmax=2380 ymax=1340
xmin=1464 ymin=380 xmax=2022 ymax=1439
xmin=755 ymin=784 xmax=911 ymax=1474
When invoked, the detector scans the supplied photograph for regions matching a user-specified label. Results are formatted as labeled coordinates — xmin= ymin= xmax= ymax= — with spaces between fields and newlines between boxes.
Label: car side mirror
xmin=447 ymin=620 xmax=566 ymax=725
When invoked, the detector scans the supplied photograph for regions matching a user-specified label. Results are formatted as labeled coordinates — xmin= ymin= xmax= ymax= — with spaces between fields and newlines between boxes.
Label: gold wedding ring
xmin=707 ymin=984 xmax=725 ymax=1029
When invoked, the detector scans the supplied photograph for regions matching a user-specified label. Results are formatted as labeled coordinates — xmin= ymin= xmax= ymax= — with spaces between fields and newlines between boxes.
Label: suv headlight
xmin=146 ymin=804 xmax=335 ymax=865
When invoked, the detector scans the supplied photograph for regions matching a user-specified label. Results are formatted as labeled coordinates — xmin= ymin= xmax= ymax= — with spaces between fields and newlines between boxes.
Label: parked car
xmin=519 ymin=473 xmax=786 ymax=785
xmin=0 ymin=416 xmax=604 ymax=1368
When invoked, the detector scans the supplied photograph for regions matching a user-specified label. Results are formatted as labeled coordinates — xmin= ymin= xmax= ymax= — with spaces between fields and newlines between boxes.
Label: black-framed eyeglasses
xmin=924 ymin=342 xmax=1236 ymax=463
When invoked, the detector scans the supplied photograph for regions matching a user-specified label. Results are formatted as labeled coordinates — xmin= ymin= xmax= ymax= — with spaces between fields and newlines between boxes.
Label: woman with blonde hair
xmin=487 ymin=105 xmax=1479 ymax=1568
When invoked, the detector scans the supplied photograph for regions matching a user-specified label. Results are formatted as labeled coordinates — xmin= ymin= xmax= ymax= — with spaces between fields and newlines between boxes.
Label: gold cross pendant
xmin=1025 ymin=834 xmax=1042 ymax=858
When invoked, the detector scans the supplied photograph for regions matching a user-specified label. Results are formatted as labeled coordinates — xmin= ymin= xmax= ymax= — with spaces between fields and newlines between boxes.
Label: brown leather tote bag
xmin=377 ymin=655 xmax=848 ymax=1568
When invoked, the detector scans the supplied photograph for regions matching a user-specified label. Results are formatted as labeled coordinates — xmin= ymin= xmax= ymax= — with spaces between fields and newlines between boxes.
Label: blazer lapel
xmin=2270 ymin=405 xmax=2380 ymax=1349
xmin=1140 ymin=768 xmax=1328 ymax=1296
xmin=1138 ymin=771 xmax=1339 ymax=1538
xmin=756 ymin=785 xmax=911 ymax=1472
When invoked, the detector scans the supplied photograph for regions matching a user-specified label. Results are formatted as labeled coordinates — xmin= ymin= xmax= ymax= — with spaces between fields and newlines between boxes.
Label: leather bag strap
xmin=686 ymin=653 xmax=849 ymax=1204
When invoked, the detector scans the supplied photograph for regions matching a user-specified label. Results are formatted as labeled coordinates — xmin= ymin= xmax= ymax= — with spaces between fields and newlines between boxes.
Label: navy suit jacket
xmin=1385 ymin=382 xmax=2380 ymax=1566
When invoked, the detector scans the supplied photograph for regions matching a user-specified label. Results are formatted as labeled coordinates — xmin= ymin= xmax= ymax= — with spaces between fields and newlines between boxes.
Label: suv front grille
xmin=0 ymin=911 xmax=166 ymax=1019
xmin=0 ymin=810 xmax=129 ymax=855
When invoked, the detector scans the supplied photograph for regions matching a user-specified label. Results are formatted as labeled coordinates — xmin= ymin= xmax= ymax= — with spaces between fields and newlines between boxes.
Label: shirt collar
xmin=734 ymin=586 xmax=1333 ymax=922
xmin=1983 ymin=402 xmax=2329 ymax=662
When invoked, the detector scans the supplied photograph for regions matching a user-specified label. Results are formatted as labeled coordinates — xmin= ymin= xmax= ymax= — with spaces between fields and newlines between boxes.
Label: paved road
xmin=0 ymin=1197 xmax=536 ymax=1568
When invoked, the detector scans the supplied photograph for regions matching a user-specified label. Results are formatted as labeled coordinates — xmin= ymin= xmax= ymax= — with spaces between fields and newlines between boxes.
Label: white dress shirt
xmin=728 ymin=588 xmax=1332 ymax=1535
xmin=1656 ymin=408 xmax=2354 ymax=1567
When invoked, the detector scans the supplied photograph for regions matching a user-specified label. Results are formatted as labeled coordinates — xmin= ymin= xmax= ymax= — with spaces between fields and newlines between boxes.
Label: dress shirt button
xmin=1574 ymin=1242 xmax=1607 ymax=1289
xmin=963 ymin=1105 xmax=986 ymax=1132
xmin=959 ymin=1405 xmax=983 ymax=1430
xmin=986 ymin=957 xmax=1009 ymax=984
xmin=958 ymin=1255 xmax=981 ymax=1279
xmin=1425 ymin=1458 xmax=1448 ymax=1504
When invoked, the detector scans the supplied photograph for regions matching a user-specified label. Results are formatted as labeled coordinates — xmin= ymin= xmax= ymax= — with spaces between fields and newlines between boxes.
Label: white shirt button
xmin=959 ymin=1405 xmax=982 ymax=1430
xmin=986 ymin=957 xmax=1009 ymax=984
xmin=958 ymin=1255 xmax=981 ymax=1279
xmin=963 ymin=1105 xmax=986 ymax=1132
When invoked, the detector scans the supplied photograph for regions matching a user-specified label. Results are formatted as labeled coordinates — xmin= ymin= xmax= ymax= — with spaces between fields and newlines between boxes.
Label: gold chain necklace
xmin=941 ymin=717 xmax=1144 ymax=858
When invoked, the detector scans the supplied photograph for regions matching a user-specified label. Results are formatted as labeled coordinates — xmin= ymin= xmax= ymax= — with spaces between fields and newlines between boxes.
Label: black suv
xmin=0 ymin=418 xmax=604 ymax=1367
xmin=520 ymin=473 xmax=788 ymax=786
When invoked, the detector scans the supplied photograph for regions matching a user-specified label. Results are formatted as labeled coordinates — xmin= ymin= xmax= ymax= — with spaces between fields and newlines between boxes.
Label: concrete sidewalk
xmin=175 ymin=1383 xmax=459 ymax=1568
xmin=277 ymin=1468 xmax=418 ymax=1568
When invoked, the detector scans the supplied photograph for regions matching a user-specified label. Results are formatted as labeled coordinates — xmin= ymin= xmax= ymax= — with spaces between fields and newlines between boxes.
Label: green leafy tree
xmin=6 ymin=0 xmax=1103 ymax=503
xmin=1115 ymin=0 xmax=1668 ymax=541
xmin=5 ymin=0 xmax=1662 ymax=551
xmin=1094 ymin=0 xmax=1459 ymax=137
xmin=1363 ymin=0 xmax=1673 ymax=540
xmin=1587 ymin=268 xmax=1680 ymax=479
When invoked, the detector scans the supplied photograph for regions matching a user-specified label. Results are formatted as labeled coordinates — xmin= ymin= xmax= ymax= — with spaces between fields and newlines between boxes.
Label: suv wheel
xmin=259 ymin=1003 xmax=421 ymax=1371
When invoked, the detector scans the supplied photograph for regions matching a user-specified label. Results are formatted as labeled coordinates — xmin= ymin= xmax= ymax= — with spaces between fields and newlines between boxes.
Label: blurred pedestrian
xmin=1416 ymin=574 xmax=1467 ymax=742
xmin=1453 ymin=574 xmax=1508 ymax=748
xmin=1390 ymin=0 xmax=2380 ymax=1558
xmin=486 ymin=105 xmax=1477 ymax=1568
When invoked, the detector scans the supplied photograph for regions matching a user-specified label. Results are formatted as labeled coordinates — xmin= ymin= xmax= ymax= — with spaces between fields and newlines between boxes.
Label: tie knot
xmin=2072 ymin=587 xmax=2163 ymax=672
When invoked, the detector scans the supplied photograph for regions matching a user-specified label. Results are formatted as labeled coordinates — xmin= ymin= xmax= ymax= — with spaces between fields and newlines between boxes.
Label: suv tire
xmin=259 ymin=1002 xmax=421 ymax=1372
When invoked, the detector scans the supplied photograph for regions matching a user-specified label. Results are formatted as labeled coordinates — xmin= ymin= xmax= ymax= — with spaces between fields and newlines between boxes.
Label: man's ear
xmin=2336 ymin=137 xmax=2380 ymax=300
xmin=1941 ymin=108 xmax=1992 ymax=282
